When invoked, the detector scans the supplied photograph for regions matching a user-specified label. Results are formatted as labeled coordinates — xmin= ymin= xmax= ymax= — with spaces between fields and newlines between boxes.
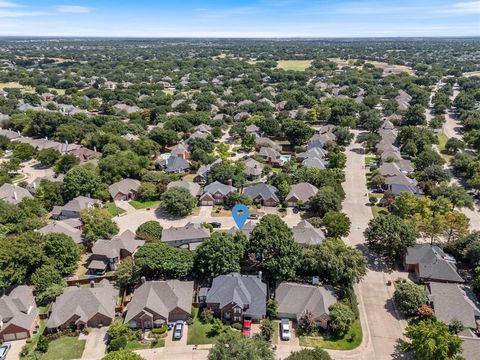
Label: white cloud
xmin=0 ymin=10 xmax=47 ymax=17
xmin=449 ymin=1 xmax=480 ymax=13
xmin=56 ymin=5 xmax=92 ymax=13
xmin=0 ymin=1 xmax=20 ymax=7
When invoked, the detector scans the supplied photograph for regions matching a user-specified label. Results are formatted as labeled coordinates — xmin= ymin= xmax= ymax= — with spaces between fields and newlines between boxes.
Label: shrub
xmin=393 ymin=279 xmax=427 ymax=317
xmin=231 ymin=322 xmax=242 ymax=330
xmin=36 ymin=335 xmax=50 ymax=353
xmin=200 ymin=307 xmax=214 ymax=323
xmin=329 ymin=302 xmax=355 ymax=337
xmin=108 ymin=335 xmax=127 ymax=352
xmin=136 ymin=220 xmax=162 ymax=241
xmin=151 ymin=325 xmax=168 ymax=334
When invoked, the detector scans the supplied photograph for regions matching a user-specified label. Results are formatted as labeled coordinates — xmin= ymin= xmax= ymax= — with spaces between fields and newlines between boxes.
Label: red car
xmin=242 ymin=317 xmax=252 ymax=337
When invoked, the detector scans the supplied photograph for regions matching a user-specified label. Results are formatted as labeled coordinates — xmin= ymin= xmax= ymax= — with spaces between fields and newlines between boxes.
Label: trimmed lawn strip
xmin=20 ymin=320 xmax=47 ymax=359
xmin=187 ymin=308 xmax=235 ymax=345
xmin=104 ymin=202 xmax=126 ymax=217
xmin=41 ymin=336 xmax=86 ymax=360
xmin=129 ymin=199 xmax=161 ymax=209
xmin=299 ymin=319 xmax=362 ymax=350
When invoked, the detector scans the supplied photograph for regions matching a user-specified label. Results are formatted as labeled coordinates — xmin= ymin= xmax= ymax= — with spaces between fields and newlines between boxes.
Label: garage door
xmin=15 ymin=332 xmax=28 ymax=339
xmin=202 ymin=201 xmax=214 ymax=206
xmin=2 ymin=333 xmax=16 ymax=341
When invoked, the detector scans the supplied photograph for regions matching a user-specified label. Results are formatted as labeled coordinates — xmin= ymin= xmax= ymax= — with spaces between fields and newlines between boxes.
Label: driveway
xmin=164 ymin=324 xmax=188 ymax=347
xmin=79 ymin=327 xmax=108 ymax=360
xmin=5 ymin=339 xmax=26 ymax=360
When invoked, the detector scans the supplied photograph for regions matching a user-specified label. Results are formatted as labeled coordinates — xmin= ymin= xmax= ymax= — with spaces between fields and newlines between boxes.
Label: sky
xmin=0 ymin=0 xmax=479 ymax=37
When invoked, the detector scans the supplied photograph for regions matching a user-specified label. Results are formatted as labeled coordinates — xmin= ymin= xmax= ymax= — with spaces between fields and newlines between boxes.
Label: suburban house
xmin=125 ymin=279 xmax=194 ymax=329
xmin=167 ymin=180 xmax=201 ymax=197
xmin=161 ymin=222 xmax=210 ymax=250
xmin=194 ymin=159 xmax=221 ymax=183
xmin=200 ymin=181 xmax=237 ymax=205
xmin=276 ymin=282 xmax=337 ymax=329
xmin=258 ymin=147 xmax=281 ymax=164
xmin=0 ymin=286 xmax=40 ymax=341
xmin=243 ymin=183 xmax=280 ymax=206
xmin=246 ymin=124 xmax=260 ymax=134
xmin=384 ymin=173 xmax=422 ymax=196
xmin=296 ymin=147 xmax=327 ymax=162
xmin=170 ymin=143 xmax=191 ymax=160
xmin=255 ymin=137 xmax=281 ymax=151
xmin=426 ymin=282 xmax=480 ymax=335
xmin=27 ymin=174 xmax=64 ymax=194
xmin=37 ymin=220 xmax=83 ymax=244
xmin=52 ymin=196 xmax=103 ymax=219
xmin=244 ymin=158 xmax=264 ymax=180
xmin=88 ymin=230 xmax=145 ymax=275
xmin=46 ymin=280 xmax=117 ymax=331
xmin=158 ymin=155 xmax=191 ymax=173
xmin=292 ymin=220 xmax=325 ymax=246
xmin=108 ymin=178 xmax=141 ymax=201
xmin=307 ymin=132 xmax=336 ymax=149
xmin=202 ymin=272 xmax=267 ymax=323
xmin=286 ymin=183 xmax=318 ymax=207
xmin=404 ymin=244 xmax=464 ymax=283
xmin=302 ymin=157 xmax=327 ymax=169
xmin=226 ymin=220 xmax=256 ymax=238
xmin=69 ymin=147 xmax=101 ymax=162
xmin=396 ymin=89 xmax=412 ymax=111
xmin=0 ymin=183 xmax=33 ymax=205
xmin=194 ymin=124 xmax=212 ymax=134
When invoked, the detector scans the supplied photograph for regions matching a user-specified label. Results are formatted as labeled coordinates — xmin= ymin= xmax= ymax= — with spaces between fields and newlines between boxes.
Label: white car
xmin=0 ymin=343 xmax=11 ymax=360
xmin=280 ymin=319 xmax=291 ymax=341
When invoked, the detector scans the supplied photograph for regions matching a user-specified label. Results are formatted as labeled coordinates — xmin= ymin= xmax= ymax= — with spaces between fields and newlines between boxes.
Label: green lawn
xmin=371 ymin=205 xmax=388 ymax=218
xmin=104 ymin=202 xmax=126 ymax=217
xmin=277 ymin=60 xmax=312 ymax=71
xmin=437 ymin=132 xmax=448 ymax=152
xmin=20 ymin=320 xmax=47 ymax=359
xmin=41 ymin=336 xmax=86 ymax=360
xmin=187 ymin=308 xmax=234 ymax=345
xmin=129 ymin=199 xmax=161 ymax=209
xmin=299 ymin=319 xmax=363 ymax=350
xmin=125 ymin=339 xmax=164 ymax=350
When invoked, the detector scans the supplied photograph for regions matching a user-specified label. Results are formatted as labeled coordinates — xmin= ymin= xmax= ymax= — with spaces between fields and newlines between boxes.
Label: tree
xmin=310 ymin=186 xmax=342 ymax=217
xmin=302 ymin=238 xmax=367 ymax=286
xmin=260 ymin=318 xmax=274 ymax=341
xmin=322 ymin=211 xmax=351 ymax=238
xmin=107 ymin=320 xmax=130 ymax=352
xmin=31 ymin=264 xmax=65 ymax=303
xmin=405 ymin=104 xmax=426 ymax=125
xmin=444 ymin=138 xmax=465 ymax=155
xmin=115 ymin=257 xmax=138 ymax=289
xmin=298 ymin=310 xmax=316 ymax=335
xmin=195 ymin=232 xmax=246 ymax=278
xmin=247 ymin=215 xmax=301 ymax=280
xmin=35 ymin=179 xmax=64 ymax=211
xmin=12 ymin=142 xmax=36 ymax=162
xmin=36 ymin=148 xmax=61 ymax=167
xmin=99 ymin=151 xmax=149 ymax=182
xmin=134 ymin=241 xmax=194 ymax=278
xmin=432 ymin=185 xmax=473 ymax=210
xmin=283 ymin=120 xmax=314 ymax=147
xmin=149 ymin=128 xmax=178 ymax=149
xmin=266 ymin=298 xmax=278 ymax=319
xmin=329 ymin=302 xmax=355 ymax=336
xmin=414 ymin=149 xmax=445 ymax=171
xmin=207 ymin=162 xmax=245 ymax=187
xmin=364 ymin=214 xmax=418 ymax=266
xmin=241 ymin=133 xmax=256 ymax=151
xmin=393 ymin=280 xmax=427 ymax=316
xmin=43 ymin=233 xmax=80 ymax=275
xmin=136 ymin=220 xmax=162 ymax=241
xmin=286 ymin=348 xmax=332 ymax=360
xmin=401 ymin=319 xmax=463 ymax=360
xmin=208 ymin=332 xmax=274 ymax=360
xmin=54 ymin=153 xmax=80 ymax=174
xmin=102 ymin=350 xmax=145 ymax=360
xmin=225 ymin=192 xmax=252 ymax=209
xmin=81 ymin=208 xmax=119 ymax=247
xmin=138 ymin=182 xmax=158 ymax=200
xmin=327 ymin=151 xmax=347 ymax=169
xmin=161 ymin=187 xmax=197 ymax=216
xmin=444 ymin=211 xmax=469 ymax=242
xmin=63 ymin=165 xmax=102 ymax=201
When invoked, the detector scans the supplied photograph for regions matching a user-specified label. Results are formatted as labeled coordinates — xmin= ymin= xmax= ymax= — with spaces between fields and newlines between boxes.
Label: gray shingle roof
xmin=161 ymin=222 xmax=210 ymax=243
xmin=125 ymin=280 xmax=193 ymax=323
xmin=108 ymin=178 xmax=141 ymax=198
xmin=0 ymin=184 xmax=33 ymax=205
xmin=405 ymin=244 xmax=464 ymax=283
xmin=159 ymin=155 xmax=191 ymax=173
xmin=243 ymin=183 xmax=279 ymax=203
xmin=286 ymin=183 xmax=318 ymax=203
xmin=167 ymin=180 xmax=201 ymax=197
xmin=0 ymin=286 xmax=38 ymax=332
xmin=292 ymin=220 xmax=325 ymax=246
xmin=38 ymin=220 xmax=82 ymax=244
xmin=90 ymin=230 xmax=145 ymax=259
xmin=206 ymin=273 xmax=267 ymax=318
xmin=46 ymin=280 xmax=117 ymax=329
xmin=276 ymin=282 xmax=337 ymax=321
xmin=244 ymin=158 xmax=263 ymax=177
xmin=202 ymin=181 xmax=236 ymax=197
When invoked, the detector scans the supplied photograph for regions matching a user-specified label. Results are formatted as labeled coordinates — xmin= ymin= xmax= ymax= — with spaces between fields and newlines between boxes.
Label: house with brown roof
xmin=88 ymin=230 xmax=145 ymax=274
xmin=0 ymin=286 xmax=40 ymax=341
xmin=108 ymin=178 xmax=141 ymax=201
xmin=170 ymin=143 xmax=191 ymax=160
xmin=46 ymin=280 xmax=117 ymax=331
xmin=244 ymin=158 xmax=264 ymax=180
xmin=286 ymin=183 xmax=318 ymax=207
xmin=69 ymin=147 xmax=101 ymax=162
xmin=199 ymin=181 xmax=236 ymax=206
xmin=125 ymin=279 xmax=194 ymax=329
xmin=243 ymin=184 xmax=280 ymax=207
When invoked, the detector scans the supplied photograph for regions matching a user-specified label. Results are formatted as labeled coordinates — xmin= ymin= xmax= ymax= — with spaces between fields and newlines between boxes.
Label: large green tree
xmin=286 ymin=348 xmax=332 ymax=360
xmin=160 ymin=187 xmax=197 ymax=217
xmin=309 ymin=186 xmax=342 ymax=217
xmin=207 ymin=332 xmax=274 ymax=360
xmin=393 ymin=280 xmax=427 ymax=316
xmin=63 ymin=165 xmax=102 ymax=201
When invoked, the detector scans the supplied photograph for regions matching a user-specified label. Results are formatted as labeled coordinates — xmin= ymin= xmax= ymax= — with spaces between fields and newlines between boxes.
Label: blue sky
xmin=0 ymin=0 xmax=479 ymax=37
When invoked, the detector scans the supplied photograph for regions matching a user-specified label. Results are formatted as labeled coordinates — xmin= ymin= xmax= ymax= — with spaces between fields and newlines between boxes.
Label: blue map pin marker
xmin=232 ymin=204 xmax=250 ymax=230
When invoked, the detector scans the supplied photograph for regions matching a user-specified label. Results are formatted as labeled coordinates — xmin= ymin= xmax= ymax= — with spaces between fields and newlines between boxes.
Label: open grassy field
xmin=0 ymin=81 xmax=35 ymax=93
xmin=41 ymin=336 xmax=86 ymax=360
xmin=277 ymin=60 xmax=312 ymax=71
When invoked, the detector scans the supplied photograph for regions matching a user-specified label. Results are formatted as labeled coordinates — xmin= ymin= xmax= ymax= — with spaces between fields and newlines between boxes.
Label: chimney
xmin=140 ymin=276 xmax=146 ymax=284
xmin=258 ymin=271 xmax=262 ymax=279
xmin=93 ymin=146 xmax=97 ymax=153
xmin=90 ymin=281 xmax=95 ymax=288
xmin=13 ymin=191 xmax=17 ymax=201
xmin=227 ymin=179 xmax=233 ymax=186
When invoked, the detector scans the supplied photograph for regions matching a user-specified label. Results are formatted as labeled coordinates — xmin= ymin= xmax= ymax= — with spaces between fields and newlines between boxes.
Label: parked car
xmin=209 ymin=222 xmax=221 ymax=228
xmin=248 ymin=214 xmax=258 ymax=220
xmin=0 ymin=343 xmax=11 ymax=360
xmin=173 ymin=320 xmax=184 ymax=340
xmin=280 ymin=319 xmax=291 ymax=341
xmin=242 ymin=316 xmax=252 ymax=337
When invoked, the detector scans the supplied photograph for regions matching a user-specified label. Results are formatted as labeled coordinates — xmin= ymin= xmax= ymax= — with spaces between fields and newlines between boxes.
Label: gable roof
xmin=91 ymin=230 xmax=145 ymax=259
xmin=52 ymin=196 xmax=103 ymax=217
xmin=427 ymin=282 xmax=480 ymax=329
xmin=202 ymin=181 xmax=236 ymax=197
xmin=244 ymin=158 xmax=264 ymax=177
xmin=0 ymin=184 xmax=33 ymax=205
xmin=167 ymin=180 xmax=201 ymax=197
xmin=292 ymin=220 xmax=325 ymax=246
xmin=125 ymin=280 xmax=193 ymax=323
xmin=243 ymin=183 xmax=279 ymax=203
xmin=302 ymin=157 xmax=327 ymax=169
xmin=159 ymin=155 xmax=191 ymax=173
xmin=405 ymin=244 xmax=464 ymax=283
xmin=108 ymin=178 xmax=141 ymax=198
xmin=161 ymin=222 xmax=210 ymax=243
xmin=38 ymin=220 xmax=83 ymax=244
xmin=46 ymin=280 xmax=117 ymax=329
xmin=226 ymin=220 xmax=256 ymax=237
xmin=286 ymin=183 xmax=318 ymax=203
xmin=206 ymin=273 xmax=267 ymax=318
xmin=258 ymin=146 xmax=281 ymax=159
xmin=255 ymin=137 xmax=281 ymax=151
xmin=0 ymin=286 xmax=37 ymax=332
xmin=276 ymin=282 xmax=337 ymax=321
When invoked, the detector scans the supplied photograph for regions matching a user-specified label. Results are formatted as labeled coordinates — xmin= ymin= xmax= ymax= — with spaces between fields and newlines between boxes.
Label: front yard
xmin=20 ymin=320 xmax=47 ymax=359
xmin=40 ymin=336 xmax=86 ymax=360
xmin=104 ymin=202 xmax=126 ymax=216
xmin=124 ymin=338 xmax=165 ymax=350
xmin=129 ymin=199 xmax=161 ymax=209
xmin=187 ymin=308 xmax=236 ymax=345
xmin=299 ymin=319 xmax=362 ymax=350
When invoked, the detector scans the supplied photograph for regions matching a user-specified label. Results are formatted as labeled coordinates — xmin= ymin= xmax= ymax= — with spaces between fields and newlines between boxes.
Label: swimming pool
xmin=160 ymin=153 xmax=171 ymax=160
xmin=279 ymin=155 xmax=291 ymax=162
